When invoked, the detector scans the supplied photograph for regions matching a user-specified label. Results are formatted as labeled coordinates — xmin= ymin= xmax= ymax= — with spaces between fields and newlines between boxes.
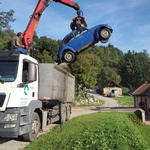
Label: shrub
xmin=122 ymin=87 xmax=130 ymax=95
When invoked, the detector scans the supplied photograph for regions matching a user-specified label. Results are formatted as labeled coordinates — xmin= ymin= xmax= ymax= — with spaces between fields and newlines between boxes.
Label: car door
xmin=75 ymin=28 xmax=94 ymax=52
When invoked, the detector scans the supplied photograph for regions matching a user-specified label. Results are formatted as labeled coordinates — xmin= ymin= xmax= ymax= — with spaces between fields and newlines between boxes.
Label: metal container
xmin=39 ymin=63 xmax=75 ymax=103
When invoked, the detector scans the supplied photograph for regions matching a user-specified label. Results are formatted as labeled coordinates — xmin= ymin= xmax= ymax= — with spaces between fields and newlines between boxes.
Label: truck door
xmin=20 ymin=60 xmax=38 ymax=106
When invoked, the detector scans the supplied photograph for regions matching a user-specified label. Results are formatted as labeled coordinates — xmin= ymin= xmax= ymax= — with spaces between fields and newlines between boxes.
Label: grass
xmin=24 ymin=112 xmax=150 ymax=150
xmin=114 ymin=96 xmax=134 ymax=106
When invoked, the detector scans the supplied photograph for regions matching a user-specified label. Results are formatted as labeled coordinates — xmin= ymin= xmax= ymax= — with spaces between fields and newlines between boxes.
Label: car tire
xmin=63 ymin=51 xmax=76 ymax=63
xmin=99 ymin=28 xmax=111 ymax=40
xmin=100 ymin=39 xmax=109 ymax=43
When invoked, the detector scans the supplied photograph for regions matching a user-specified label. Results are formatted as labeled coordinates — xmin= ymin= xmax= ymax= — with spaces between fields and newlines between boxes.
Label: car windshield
xmin=0 ymin=60 xmax=19 ymax=82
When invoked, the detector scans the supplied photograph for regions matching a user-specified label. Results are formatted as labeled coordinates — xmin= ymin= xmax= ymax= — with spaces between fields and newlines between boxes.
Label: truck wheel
xmin=22 ymin=112 xmax=41 ymax=142
xmin=60 ymin=106 xmax=67 ymax=123
xmin=66 ymin=105 xmax=71 ymax=121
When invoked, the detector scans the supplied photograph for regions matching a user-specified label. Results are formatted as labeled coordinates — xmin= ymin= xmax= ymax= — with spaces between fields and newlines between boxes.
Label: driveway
xmin=71 ymin=92 xmax=119 ymax=118
xmin=89 ymin=92 xmax=119 ymax=107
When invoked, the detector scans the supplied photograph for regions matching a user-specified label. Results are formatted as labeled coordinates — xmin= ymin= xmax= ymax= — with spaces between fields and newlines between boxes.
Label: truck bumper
xmin=0 ymin=109 xmax=20 ymax=138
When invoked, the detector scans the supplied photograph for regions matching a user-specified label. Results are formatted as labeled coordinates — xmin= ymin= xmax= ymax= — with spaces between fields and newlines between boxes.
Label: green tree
xmin=0 ymin=9 xmax=15 ymax=29
xmin=0 ymin=29 xmax=15 ymax=49
xmin=41 ymin=50 xmax=53 ymax=63
xmin=97 ymin=67 xmax=121 ymax=84
xmin=118 ymin=50 xmax=150 ymax=89
xmin=69 ymin=53 xmax=102 ymax=88
xmin=36 ymin=36 xmax=59 ymax=61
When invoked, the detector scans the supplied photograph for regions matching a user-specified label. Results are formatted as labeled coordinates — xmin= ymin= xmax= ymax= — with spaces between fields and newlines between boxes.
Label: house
xmin=129 ymin=82 xmax=150 ymax=114
xmin=97 ymin=81 xmax=122 ymax=97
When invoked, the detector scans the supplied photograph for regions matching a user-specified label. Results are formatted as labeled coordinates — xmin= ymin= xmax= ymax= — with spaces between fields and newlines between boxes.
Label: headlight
xmin=2 ymin=114 xmax=18 ymax=122
xmin=4 ymin=124 xmax=16 ymax=128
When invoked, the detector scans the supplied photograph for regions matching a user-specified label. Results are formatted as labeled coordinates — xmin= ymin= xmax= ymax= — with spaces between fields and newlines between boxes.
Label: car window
xmin=74 ymin=28 xmax=88 ymax=37
xmin=64 ymin=34 xmax=74 ymax=44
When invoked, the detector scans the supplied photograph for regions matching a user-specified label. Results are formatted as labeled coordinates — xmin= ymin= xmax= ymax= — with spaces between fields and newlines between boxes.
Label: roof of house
xmin=129 ymin=82 xmax=150 ymax=96
xmin=99 ymin=81 xmax=121 ymax=89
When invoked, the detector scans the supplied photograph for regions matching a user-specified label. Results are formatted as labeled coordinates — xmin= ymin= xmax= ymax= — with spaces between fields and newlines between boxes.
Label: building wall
xmin=103 ymin=87 xmax=122 ymax=96
xmin=134 ymin=96 xmax=150 ymax=112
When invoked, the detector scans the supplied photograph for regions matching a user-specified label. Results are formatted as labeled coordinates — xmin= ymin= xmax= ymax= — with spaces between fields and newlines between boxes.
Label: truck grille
xmin=0 ymin=93 xmax=6 ymax=107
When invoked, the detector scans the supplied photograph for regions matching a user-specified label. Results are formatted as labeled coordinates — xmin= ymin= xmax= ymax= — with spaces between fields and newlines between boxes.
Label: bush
xmin=122 ymin=87 xmax=130 ymax=95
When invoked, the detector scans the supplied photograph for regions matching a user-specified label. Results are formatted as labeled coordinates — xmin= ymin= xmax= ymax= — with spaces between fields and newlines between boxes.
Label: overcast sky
xmin=0 ymin=0 xmax=150 ymax=54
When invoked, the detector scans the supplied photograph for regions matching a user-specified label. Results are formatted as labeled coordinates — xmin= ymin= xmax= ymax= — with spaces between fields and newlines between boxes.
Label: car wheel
xmin=99 ymin=28 xmax=111 ymax=39
xmin=63 ymin=51 xmax=75 ymax=63
xmin=100 ymin=39 xmax=109 ymax=43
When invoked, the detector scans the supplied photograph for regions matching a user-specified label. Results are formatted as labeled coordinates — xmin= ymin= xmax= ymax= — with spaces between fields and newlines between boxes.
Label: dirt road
xmin=0 ymin=93 xmax=119 ymax=150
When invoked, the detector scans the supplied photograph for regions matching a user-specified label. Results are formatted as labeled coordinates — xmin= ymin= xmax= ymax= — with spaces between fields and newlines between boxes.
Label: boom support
xmin=23 ymin=0 xmax=80 ymax=50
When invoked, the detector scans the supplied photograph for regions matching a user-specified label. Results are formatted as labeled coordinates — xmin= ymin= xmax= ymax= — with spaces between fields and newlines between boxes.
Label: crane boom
xmin=23 ymin=0 xmax=81 ymax=50
xmin=53 ymin=0 xmax=80 ymax=10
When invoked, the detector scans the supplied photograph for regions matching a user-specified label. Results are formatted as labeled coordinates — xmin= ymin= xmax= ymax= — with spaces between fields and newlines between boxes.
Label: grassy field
xmin=114 ymin=96 xmax=134 ymax=106
xmin=24 ymin=112 xmax=150 ymax=150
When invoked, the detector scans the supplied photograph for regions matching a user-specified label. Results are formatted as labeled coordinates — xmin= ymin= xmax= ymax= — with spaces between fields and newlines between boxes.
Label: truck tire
xmin=22 ymin=112 xmax=41 ymax=142
xmin=60 ymin=105 xmax=67 ymax=123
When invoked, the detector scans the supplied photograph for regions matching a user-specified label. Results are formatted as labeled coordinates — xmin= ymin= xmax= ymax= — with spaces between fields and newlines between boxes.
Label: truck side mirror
xmin=28 ymin=63 xmax=37 ymax=82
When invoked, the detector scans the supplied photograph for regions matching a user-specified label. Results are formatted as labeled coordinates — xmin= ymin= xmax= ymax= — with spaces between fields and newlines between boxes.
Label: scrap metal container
xmin=38 ymin=63 xmax=75 ymax=103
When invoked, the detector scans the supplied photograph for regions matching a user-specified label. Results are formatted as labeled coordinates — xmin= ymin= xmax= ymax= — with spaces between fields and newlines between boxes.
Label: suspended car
xmin=58 ymin=24 xmax=113 ymax=63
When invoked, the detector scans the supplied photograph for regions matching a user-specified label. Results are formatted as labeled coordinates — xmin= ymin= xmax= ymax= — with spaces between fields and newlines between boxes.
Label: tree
xmin=0 ymin=29 xmax=15 ymax=49
xmin=0 ymin=9 xmax=15 ymax=29
xmin=36 ymin=36 xmax=59 ymax=61
xmin=41 ymin=50 xmax=53 ymax=63
xmin=118 ymin=50 xmax=150 ymax=89
xmin=97 ymin=67 xmax=121 ymax=85
xmin=69 ymin=53 xmax=102 ymax=88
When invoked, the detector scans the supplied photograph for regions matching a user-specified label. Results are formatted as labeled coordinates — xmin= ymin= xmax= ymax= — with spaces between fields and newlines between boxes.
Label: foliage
xmin=35 ymin=36 xmax=59 ymax=61
xmin=0 ymin=29 xmax=15 ymax=49
xmin=24 ymin=112 xmax=149 ymax=150
xmin=0 ymin=9 xmax=15 ymax=29
xmin=122 ymin=87 xmax=130 ymax=95
xmin=97 ymin=66 xmax=121 ymax=84
xmin=114 ymin=96 xmax=134 ymax=106
xmin=69 ymin=52 xmax=102 ymax=88
xmin=118 ymin=50 xmax=150 ymax=89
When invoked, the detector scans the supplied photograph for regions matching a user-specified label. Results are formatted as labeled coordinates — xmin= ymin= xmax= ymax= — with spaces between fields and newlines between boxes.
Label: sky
xmin=0 ymin=0 xmax=150 ymax=54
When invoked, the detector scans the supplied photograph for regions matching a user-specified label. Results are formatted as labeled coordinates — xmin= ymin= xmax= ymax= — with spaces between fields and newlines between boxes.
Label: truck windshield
xmin=0 ymin=60 xmax=18 ymax=82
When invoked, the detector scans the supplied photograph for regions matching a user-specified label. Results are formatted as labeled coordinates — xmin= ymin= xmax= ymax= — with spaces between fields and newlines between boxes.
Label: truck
xmin=0 ymin=50 xmax=75 ymax=141
xmin=0 ymin=0 xmax=82 ymax=141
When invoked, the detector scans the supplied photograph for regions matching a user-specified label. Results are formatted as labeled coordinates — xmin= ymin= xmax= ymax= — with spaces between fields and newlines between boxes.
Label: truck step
xmin=21 ymin=112 xmax=28 ymax=116
xmin=20 ymin=122 xmax=29 ymax=126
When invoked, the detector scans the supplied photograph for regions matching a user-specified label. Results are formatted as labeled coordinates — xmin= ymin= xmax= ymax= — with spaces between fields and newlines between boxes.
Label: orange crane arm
xmin=23 ymin=0 xmax=80 ymax=49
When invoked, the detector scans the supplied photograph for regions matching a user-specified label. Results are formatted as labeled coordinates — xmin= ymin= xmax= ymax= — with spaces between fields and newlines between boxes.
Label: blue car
xmin=58 ymin=24 xmax=113 ymax=63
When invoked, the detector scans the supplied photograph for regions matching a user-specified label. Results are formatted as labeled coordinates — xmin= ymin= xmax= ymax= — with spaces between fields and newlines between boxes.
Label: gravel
xmin=0 ymin=93 xmax=118 ymax=150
